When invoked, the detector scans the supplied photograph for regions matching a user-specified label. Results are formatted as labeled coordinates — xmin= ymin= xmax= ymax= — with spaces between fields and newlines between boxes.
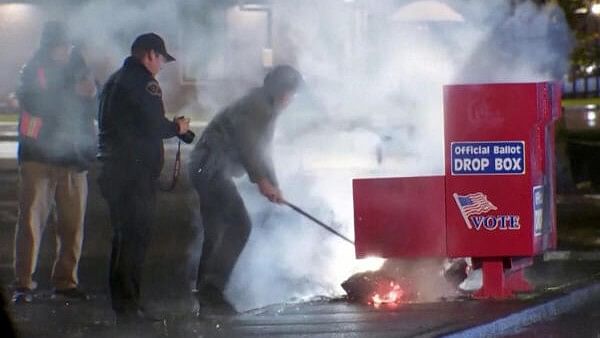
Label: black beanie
xmin=263 ymin=65 xmax=303 ymax=98
xmin=40 ymin=21 xmax=69 ymax=49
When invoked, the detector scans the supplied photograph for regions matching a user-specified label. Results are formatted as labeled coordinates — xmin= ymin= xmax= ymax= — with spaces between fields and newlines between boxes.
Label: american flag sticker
xmin=453 ymin=192 xmax=497 ymax=229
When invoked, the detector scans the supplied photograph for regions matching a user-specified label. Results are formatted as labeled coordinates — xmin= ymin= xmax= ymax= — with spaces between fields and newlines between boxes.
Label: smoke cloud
xmin=227 ymin=0 xmax=573 ymax=311
xmin=52 ymin=0 xmax=572 ymax=311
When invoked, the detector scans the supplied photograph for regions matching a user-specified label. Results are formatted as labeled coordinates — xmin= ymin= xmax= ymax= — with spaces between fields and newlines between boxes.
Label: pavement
xmin=3 ymin=245 xmax=600 ymax=338
xmin=1 ymin=119 xmax=600 ymax=337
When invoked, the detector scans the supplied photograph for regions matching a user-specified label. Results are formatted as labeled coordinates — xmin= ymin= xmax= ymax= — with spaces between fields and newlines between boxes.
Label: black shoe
xmin=12 ymin=287 xmax=33 ymax=304
xmin=195 ymin=285 xmax=238 ymax=315
xmin=206 ymin=301 xmax=238 ymax=315
xmin=136 ymin=309 xmax=163 ymax=322
xmin=116 ymin=309 xmax=164 ymax=327
xmin=196 ymin=284 xmax=226 ymax=305
xmin=52 ymin=287 xmax=90 ymax=301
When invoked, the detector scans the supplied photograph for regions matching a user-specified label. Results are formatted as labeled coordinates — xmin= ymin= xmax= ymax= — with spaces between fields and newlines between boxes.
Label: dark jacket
xmin=16 ymin=49 xmax=96 ymax=170
xmin=97 ymin=56 xmax=178 ymax=178
xmin=190 ymin=87 xmax=279 ymax=186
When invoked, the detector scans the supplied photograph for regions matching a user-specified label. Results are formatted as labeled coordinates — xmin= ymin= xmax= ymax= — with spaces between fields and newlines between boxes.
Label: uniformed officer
xmin=97 ymin=32 xmax=190 ymax=324
xmin=188 ymin=65 xmax=302 ymax=313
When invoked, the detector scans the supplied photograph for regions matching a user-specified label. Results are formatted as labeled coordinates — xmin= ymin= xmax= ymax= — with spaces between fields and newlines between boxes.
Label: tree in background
xmin=556 ymin=0 xmax=600 ymax=77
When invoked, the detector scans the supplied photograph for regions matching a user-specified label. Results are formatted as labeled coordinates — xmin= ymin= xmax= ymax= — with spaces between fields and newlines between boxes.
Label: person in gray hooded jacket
xmin=189 ymin=65 xmax=302 ymax=312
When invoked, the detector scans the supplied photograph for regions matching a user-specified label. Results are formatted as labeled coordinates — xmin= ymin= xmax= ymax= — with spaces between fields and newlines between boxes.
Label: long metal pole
xmin=283 ymin=200 xmax=355 ymax=245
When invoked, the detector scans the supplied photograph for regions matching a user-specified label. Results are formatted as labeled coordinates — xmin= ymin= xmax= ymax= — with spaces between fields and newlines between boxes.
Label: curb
xmin=442 ymin=282 xmax=600 ymax=337
xmin=544 ymin=250 xmax=600 ymax=261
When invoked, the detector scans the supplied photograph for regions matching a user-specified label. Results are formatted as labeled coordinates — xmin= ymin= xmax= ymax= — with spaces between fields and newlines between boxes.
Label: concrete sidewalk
xmin=4 ymin=200 xmax=600 ymax=338
xmin=2 ymin=158 xmax=600 ymax=337
xmin=3 ymin=257 xmax=600 ymax=337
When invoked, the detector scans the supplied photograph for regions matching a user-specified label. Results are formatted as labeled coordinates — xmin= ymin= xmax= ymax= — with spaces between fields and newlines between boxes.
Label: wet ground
xmin=4 ymin=257 xmax=600 ymax=337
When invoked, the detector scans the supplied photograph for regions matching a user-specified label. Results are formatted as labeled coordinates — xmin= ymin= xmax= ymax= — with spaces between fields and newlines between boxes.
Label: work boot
xmin=12 ymin=287 xmax=33 ymax=304
xmin=195 ymin=285 xmax=238 ymax=315
xmin=52 ymin=287 xmax=90 ymax=301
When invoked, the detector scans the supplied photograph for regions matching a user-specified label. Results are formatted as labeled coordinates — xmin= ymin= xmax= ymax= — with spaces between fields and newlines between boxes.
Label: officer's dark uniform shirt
xmin=97 ymin=56 xmax=178 ymax=177
xmin=193 ymin=87 xmax=279 ymax=186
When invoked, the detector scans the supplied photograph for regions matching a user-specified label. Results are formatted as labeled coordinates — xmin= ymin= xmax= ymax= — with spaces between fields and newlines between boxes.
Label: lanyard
xmin=159 ymin=140 xmax=181 ymax=192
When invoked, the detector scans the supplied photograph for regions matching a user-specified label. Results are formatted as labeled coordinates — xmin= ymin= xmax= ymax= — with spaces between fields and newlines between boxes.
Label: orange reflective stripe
xmin=19 ymin=111 xmax=42 ymax=139
xmin=37 ymin=67 xmax=47 ymax=89
xmin=30 ymin=115 xmax=42 ymax=138
xmin=19 ymin=111 xmax=30 ymax=135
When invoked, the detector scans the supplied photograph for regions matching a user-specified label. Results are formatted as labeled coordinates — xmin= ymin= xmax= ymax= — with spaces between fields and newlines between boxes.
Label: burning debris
xmin=371 ymin=281 xmax=403 ymax=306
xmin=341 ymin=270 xmax=416 ymax=307
xmin=342 ymin=258 xmax=470 ymax=307
xmin=442 ymin=258 xmax=469 ymax=288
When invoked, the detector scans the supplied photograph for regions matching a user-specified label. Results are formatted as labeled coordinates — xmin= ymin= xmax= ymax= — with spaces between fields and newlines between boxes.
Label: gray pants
xmin=191 ymin=168 xmax=251 ymax=294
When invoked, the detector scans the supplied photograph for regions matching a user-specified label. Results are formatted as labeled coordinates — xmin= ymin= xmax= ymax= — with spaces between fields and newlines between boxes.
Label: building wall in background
xmin=0 ymin=3 xmax=46 ymax=107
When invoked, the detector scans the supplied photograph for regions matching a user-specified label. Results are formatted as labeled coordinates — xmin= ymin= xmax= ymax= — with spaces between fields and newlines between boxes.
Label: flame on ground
xmin=342 ymin=270 xmax=414 ymax=307
xmin=369 ymin=281 xmax=404 ymax=307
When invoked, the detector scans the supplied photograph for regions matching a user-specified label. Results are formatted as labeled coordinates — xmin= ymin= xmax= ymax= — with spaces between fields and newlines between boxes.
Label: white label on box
xmin=533 ymin=185 xmax=543 ymax=236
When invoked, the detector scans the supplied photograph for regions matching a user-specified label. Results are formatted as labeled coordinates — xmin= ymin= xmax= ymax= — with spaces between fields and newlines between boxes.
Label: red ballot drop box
xmin=353 ymin=82 xmax=561 ymax=298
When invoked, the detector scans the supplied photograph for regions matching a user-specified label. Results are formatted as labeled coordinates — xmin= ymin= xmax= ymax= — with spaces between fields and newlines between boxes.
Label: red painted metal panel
xmin=353 ymin=176 xmax=446 ymax=258
xmin=352 ymin=82 xmax=559 ymax=265
xmin=444 ymin=82 xmax=559 ymax=257
xmin=352 ymin=82 xmax=560 ymax=299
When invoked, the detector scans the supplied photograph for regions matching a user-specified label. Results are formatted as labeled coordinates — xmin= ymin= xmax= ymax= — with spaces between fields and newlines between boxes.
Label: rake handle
xmin=283 ymin=200 xmax=355 ymax=245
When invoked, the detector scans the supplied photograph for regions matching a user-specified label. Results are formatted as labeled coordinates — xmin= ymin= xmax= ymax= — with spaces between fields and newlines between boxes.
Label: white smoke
xmin=226 ymin=0 xmax=573 ymax=311
xmin=53 ymin=0 xmax=572 ymax=312
xmin=65 ymin=1 xmax=179 ymax=81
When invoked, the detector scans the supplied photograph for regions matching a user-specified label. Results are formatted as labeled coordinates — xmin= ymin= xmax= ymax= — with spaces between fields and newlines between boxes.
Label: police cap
xmin=131 ymin=33 xmax=175 ymax=62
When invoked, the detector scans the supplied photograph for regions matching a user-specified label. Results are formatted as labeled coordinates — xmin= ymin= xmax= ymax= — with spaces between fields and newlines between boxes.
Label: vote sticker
xmin=451 ymin=141 xmax=525 ymax=175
